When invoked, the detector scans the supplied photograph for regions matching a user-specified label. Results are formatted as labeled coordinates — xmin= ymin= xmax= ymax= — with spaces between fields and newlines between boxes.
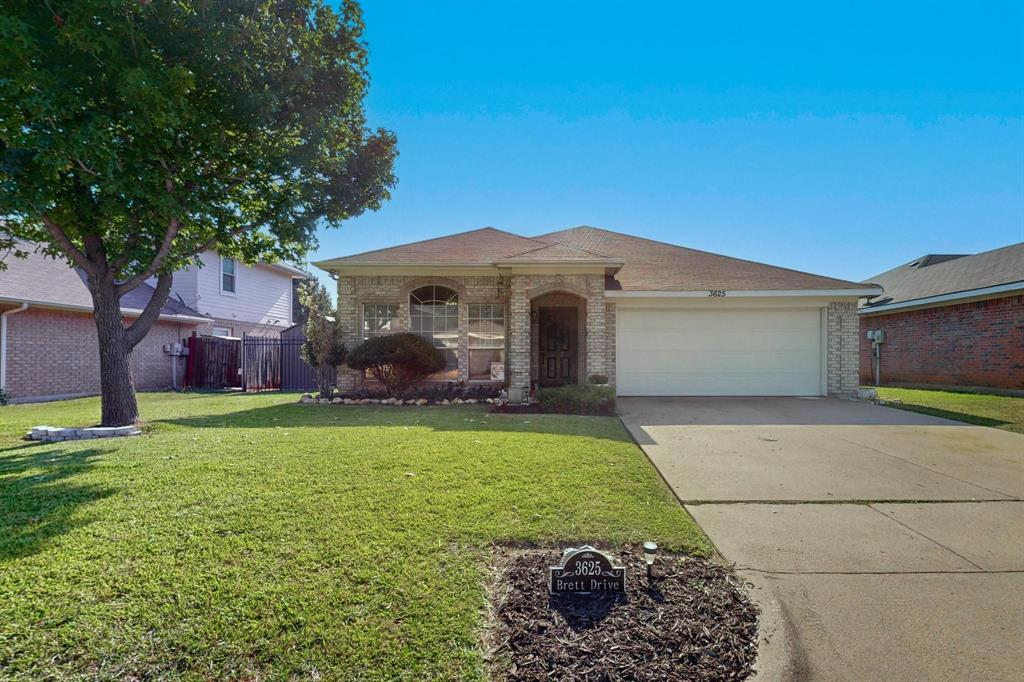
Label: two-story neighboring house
xmin=170 ymin=251 xmax=308 ymax=338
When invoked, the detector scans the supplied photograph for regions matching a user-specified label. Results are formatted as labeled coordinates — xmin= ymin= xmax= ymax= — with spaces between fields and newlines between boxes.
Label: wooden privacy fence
xmin=184 ymin=334 xmax=241 ymax=389
xmin=184 ymin=328 xmax=332 ymax=393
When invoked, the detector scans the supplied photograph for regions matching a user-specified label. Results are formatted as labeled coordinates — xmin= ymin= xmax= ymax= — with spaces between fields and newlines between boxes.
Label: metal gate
xmin=242 ymin=332 xmax=332 ymax=392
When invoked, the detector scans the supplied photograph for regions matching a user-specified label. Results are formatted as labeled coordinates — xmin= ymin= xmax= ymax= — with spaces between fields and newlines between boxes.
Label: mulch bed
xmin=484 ymin=547 xmax=759 ymax=681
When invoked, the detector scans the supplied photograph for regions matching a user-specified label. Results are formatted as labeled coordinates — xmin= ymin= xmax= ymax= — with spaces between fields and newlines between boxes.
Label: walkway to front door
xmin=537 ymin=306 xmax=577 ymax=386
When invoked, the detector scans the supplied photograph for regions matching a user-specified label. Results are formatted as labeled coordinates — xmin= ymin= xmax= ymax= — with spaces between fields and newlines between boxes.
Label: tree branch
xmin=116 ymin=217 xmax=180 ymax=294
xmin=41 ymin=215 xmax=97 ymax=275
xmin=124 ymin=271 xmax=173 ymax=349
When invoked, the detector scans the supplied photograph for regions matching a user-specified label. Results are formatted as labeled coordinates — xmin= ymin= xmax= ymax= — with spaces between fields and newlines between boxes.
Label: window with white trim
xmin=468 ymin=303 xmax=505 ymax=381
xmin=221 ymin=257 xmax=237 ymax=294
xmin=362 ymin=303 xmax=399 ymax=339
xmin=409 ymin=285 xmax=458 ymax=378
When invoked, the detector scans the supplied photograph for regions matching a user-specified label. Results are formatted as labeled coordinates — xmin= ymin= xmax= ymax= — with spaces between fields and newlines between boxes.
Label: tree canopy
xmin=0 ymin=0 xmax=397 ymax=424
xmin=1 ymin=0 xmax=396 ymax=274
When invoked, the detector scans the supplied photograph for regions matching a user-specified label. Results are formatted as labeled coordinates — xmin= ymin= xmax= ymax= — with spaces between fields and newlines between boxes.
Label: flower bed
xmin=299 ymin=383 xmax=506 ymax=406
xmin=489 ymin=384 xmax=616 ymax=416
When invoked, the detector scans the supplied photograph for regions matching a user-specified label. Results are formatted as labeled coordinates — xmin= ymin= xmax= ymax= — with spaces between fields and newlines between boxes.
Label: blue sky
xmin=309 ymin=1 xmax=1023 ymax=290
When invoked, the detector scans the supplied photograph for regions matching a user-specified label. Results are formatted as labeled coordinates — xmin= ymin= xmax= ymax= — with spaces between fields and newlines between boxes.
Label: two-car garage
xmin=615 ymin=305 xmax=825 ymax=396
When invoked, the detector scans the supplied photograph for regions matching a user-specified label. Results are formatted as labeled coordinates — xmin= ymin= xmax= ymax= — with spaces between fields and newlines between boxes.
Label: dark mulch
xmin=485 ymin=547 xmax=759 ymax=681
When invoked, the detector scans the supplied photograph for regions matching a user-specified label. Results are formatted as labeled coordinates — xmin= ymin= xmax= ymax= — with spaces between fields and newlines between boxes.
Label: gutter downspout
xmin=1 ymin=302 xmax=29 ymax=394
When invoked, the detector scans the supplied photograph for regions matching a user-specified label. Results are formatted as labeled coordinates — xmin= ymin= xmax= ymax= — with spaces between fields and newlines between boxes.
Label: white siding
xmin=169 ymin=264 xmax=200 ymax=310
xmin=191 ymin=251 xmax=294 ymax=329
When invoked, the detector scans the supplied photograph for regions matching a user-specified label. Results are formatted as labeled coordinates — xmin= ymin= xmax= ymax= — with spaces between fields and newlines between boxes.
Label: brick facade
xmin=334 ymin=273 xmax=613 ymax=397
xmin=332 ymin=273 xmax=861 ymax=398
xmin=335 ymin=275 xmax=506 ymax=390
xmin=1 ymin=305 xmax=196 ymax=402
xmin=827 ymin=301 xmax=860 ymax=396
xmin=859 ymin=295 xmax=1023 ymax=391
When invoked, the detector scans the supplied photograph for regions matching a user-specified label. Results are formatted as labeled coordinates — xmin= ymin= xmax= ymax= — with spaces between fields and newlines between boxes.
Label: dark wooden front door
xmin=538 ymin=307 xmax=578 ymax=386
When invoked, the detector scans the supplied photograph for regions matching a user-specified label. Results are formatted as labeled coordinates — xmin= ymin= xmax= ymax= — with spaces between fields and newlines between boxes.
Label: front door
xmin=538 ymin=307 xmax=578 ymax=386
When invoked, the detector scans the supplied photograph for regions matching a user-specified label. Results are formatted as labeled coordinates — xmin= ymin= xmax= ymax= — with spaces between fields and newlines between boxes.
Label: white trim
xmin=0 ymin=296 xmax=208 ymax=323
xmin=606 ymin=288 xmax=881 ymax=298
xmin=219 ymin=256 xmax=238 ymax=296
xmin=318 ymin=263 xmax=501 ymax=276
xmin=858 ymin=281 xmax=1024 ymax=315
xmin=1 ymin=302 xmax=29 ymax=391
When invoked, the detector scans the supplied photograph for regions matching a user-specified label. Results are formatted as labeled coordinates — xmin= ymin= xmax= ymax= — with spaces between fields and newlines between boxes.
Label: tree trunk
xmin=90 ymin=281 xmax=139 ymax=426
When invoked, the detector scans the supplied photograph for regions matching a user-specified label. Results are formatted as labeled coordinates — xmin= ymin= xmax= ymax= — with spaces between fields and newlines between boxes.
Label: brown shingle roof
xmin=0 ymin=240 xmax=206 ymax=320
xmin=325 ymin=227 xmax=544 ymax=264
xmin=536 ymin=226 xmax=871 ymax=291
xmin=316 ymin=224 xmax=875 ymax=292
xmin=860 ymin=242 xmax=1024 ymax=309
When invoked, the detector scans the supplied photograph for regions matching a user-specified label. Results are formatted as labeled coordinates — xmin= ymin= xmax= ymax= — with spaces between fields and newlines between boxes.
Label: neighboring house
xmin=314 ymin=226 xmax=880 ymax=400
xmin=0 ymin=241 xmax=206 ymax=403
xmin=859 ymin=243 xmax=1024 ymax=393
xmin=168 ymin=251 xmax=308 ymax=338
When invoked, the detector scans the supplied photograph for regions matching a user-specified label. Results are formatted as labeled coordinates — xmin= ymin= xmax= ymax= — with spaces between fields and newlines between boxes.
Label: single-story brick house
xmin=314 ymin=226 xmax=881 ymax=400
xmin=859 ymin=243 xmax=1024 ymax=393
xmin=1 ymin=241 xmax=207 ymax=402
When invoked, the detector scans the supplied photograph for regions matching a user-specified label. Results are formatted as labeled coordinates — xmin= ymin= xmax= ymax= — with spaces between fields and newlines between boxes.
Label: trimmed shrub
xmin=587 ymin=374 xmax=609 ymax=385
xmin=536 ymin=384 xmax=616 ymax=415
xmin=346 ymin=333 xmax=445 ymax=396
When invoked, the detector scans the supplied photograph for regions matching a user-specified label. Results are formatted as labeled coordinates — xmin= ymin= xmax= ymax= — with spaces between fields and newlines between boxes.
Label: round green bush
xmin=347 ymin=333 xmax=446 ymax=395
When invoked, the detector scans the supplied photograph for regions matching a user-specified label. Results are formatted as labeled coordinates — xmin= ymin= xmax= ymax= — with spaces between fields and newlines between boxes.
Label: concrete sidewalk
xmin=619 ymin=397 xmax=1024 ymax=681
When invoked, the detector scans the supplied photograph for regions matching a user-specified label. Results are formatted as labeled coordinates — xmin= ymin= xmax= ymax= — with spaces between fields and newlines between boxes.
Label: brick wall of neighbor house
xmin=3 ymin=307 xmax=195 ymax=401
xmin=827 ymin=301 xmax=859 ymax=396
xmin=858 ymin=295 xmax=1023 ymax=391
xmin=194 ymin=317 xmax=286 ymax=338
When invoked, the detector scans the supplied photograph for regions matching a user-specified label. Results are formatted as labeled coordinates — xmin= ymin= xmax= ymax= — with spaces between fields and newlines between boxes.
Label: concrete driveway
xmin=619 ymin=397 xmax=1024 ymax=681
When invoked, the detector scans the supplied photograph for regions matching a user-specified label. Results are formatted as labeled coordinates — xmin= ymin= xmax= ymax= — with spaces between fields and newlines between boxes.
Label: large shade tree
xmin=0 ymin=0 xmax=396 ymax=425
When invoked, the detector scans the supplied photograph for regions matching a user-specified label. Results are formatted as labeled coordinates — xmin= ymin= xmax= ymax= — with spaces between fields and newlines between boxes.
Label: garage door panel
xmin=616 ymin=308 xmax=823 ymax=396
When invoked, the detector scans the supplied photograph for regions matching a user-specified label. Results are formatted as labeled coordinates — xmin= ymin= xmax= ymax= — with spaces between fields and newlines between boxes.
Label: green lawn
xmin=0 ymin=392 xmax=708 ymax=680
xmin=874 ymin=387 xmax=1024 ymax=434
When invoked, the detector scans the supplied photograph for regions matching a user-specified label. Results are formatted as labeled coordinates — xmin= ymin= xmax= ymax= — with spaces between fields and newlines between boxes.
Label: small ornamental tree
xmin=346 ymin=333 xmax=445 ymax=396
xmin=297 ymin=279 xmax=345 ymax=398
xmin=0 ymin=1 xmax=397 ymax=425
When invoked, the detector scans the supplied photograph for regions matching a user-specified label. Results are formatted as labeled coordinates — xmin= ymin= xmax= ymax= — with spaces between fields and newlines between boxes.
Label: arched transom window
xmin=410 ymin=285 xmax=458 ymax=377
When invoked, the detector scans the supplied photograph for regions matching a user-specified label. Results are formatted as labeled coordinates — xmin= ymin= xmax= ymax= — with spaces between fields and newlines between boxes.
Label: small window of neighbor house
xmin=221 ymin=257 xmax=237 ymax=294
xmin=212 ymin=327 xmax=232 ymax=337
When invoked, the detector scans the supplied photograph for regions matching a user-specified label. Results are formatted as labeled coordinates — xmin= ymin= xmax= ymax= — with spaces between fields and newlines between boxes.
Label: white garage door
xmin=616 ymin=307 xmax=823 ymax=396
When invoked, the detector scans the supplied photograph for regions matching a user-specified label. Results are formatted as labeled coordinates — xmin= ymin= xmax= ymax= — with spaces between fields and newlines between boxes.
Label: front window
xmin=221 ymin=257 xmax=236 ymax=294
xmin=409 ymin=285 xmax=458 ymax=379
xmin=363 ymin=303 xmax=399 ymax=339
xmin=468 ymin=304 xmax=506 ymax=381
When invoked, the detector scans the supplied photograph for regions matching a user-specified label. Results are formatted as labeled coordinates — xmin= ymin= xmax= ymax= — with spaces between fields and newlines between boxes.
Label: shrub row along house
xmin=0 ymin=239 xmax=306 ymax=402
xmin=314 ymin=226 xmax=881 ymax=401
xmin=859 ymin=242 xmax=1023 ymax=393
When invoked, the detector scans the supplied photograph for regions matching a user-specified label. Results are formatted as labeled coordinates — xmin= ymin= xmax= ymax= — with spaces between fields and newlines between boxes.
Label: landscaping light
xmin=643 ymin=541 xmax=658 ymax=577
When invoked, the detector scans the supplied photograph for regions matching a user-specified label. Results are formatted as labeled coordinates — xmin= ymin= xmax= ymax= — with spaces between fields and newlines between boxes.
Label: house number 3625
xmin=708 ymin=290 xmax=726 ymax=297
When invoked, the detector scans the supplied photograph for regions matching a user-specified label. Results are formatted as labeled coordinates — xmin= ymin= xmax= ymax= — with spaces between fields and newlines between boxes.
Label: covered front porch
xmin=506 ymin=275 xmax=611 ymax=402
